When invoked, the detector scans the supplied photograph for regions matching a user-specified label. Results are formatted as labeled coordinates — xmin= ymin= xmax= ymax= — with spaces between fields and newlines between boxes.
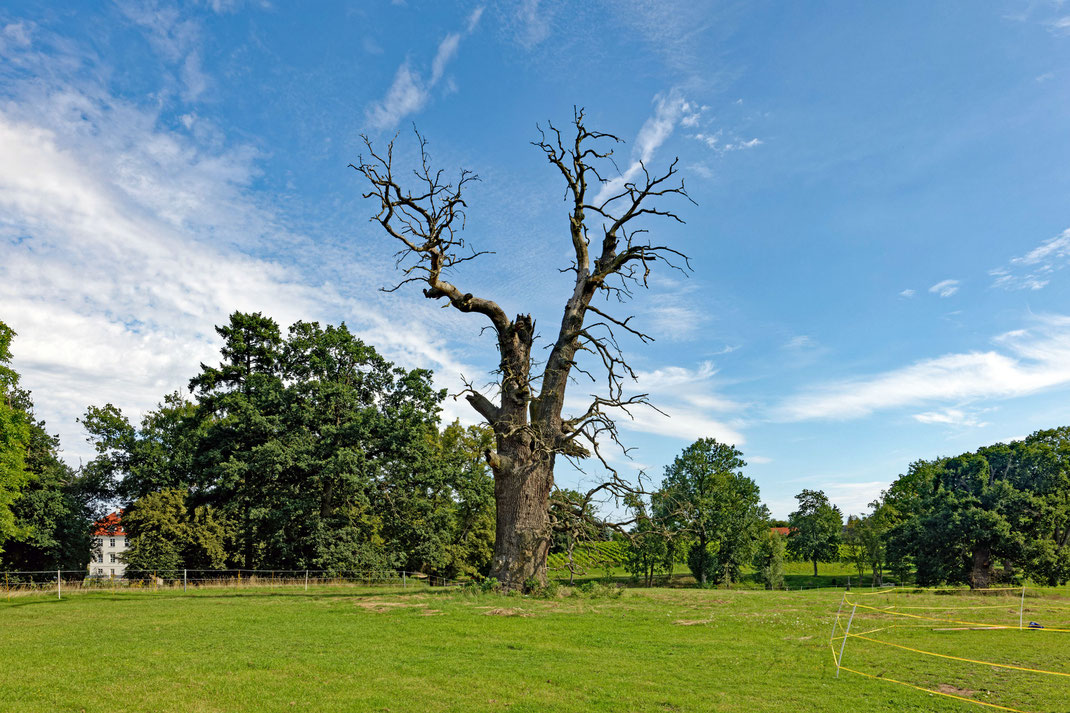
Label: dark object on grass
xmin=1028 ymin=621 xmax=1044 ymax=629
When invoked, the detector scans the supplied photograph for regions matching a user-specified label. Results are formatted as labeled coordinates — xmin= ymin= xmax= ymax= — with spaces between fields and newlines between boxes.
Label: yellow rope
xmin=847 ymin=633 xmax=1070 ymax=678
xmin=835 ymin=663 xmax=1033 ymax=713
xmin=844 ymin=598 xmax=1070 ymax=633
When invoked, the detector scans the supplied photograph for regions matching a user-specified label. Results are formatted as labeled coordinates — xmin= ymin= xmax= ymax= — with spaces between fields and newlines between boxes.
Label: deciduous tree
xmin=787 ymin=489 xmax=843 ymax=577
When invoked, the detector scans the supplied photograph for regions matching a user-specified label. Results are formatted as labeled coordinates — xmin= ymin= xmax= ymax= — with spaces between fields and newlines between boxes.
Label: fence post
xmin=829 ymin=593 xmax=845 ymax=644
xmin=1020 ymin=585 xmax=1026 ymax=631
xmin=304 ymin=569 xmax=308 ymax=591
xmin=835 ymin=604 xmax=857 ymax=678
xmin=57 ymin=570 xmax=61 ymax=600
xmin=183 ymin=569 xmax=187 ymax=593
xmin=403 ymin=571 xmax=407 ymax=589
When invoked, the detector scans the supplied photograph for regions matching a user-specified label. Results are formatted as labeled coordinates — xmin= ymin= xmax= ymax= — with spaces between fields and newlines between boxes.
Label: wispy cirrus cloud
xmin=929 ymin=279 xmax=960 ymax=298
xmin=593 ymin=89 xmax=694 ymax=206
xmin=912 ymin=407 xmax=988 ymax=428
xmin=365 ymin=7 xmax=484 ymax=130
xmin=990 ymin=228 xmax=1070 ymax=291
xmin=776 ymin=314 xmax=1070 ymax=421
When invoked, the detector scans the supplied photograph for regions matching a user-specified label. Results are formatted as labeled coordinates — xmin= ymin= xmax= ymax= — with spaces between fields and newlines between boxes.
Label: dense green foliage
xmin=752 ymin=528 xmax=786 ymax=589
xmin=0 ymin=321 xmax=96 ymax=571
xmin=787 ymin=489 xmax=843 ymax=577
xmin=872 ymin=430 xmax=1070 ymax=587
xmin=79 ymin=312 xmax=495 ymax=578
xmin=660 ymin=439 xmax=768 ymax=586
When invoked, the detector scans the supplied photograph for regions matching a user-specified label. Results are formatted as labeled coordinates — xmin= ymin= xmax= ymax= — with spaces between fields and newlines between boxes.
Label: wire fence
xmin=0 ymin=568 xmax=469 ymax=598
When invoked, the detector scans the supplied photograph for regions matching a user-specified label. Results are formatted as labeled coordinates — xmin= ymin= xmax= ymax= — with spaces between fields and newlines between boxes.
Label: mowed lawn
xmin=1 ymin=584 xmax=1067 ymax=713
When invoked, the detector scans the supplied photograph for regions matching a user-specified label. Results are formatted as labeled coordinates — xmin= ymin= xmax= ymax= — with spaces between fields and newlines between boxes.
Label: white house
xmin=90 ymin=511 xmax=128 ymax=578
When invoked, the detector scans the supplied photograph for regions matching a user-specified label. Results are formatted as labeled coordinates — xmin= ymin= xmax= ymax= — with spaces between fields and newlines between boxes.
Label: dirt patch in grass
xmin=355 ymin=600 xmax=428 ymax=613
xmin=673 ymin=619 xmax=712 ymax=626
xmin=937 ymin=683 xmax=975 ymax=696
xmin=483 ymin=608 xmax=533 ymax=617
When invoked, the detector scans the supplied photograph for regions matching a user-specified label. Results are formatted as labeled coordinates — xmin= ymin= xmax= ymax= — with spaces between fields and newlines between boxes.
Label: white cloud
xmin=430 ymin=33 xmax=462 ymax=85
xmin=514 ymin=0 xmax=552 ymax=48
xmin=365 ymin=8 xmax=483 ymax=130
xmin=899 ymin=288 xmax=915 ymax=298
xmin=593 ymin=89 xmax=691 ymax=206
xmin=366 ymin=62 xmax=428 ymax=130
xmin=777 ymin=314 xmax=1070 ymax=421
xmin=912 ymin=408 xmax=987 ymax=428
xmin=991 ymin=228 xmax=1070 ymax=291
xmin=784 ymin=335 xmax=816 ymax=350
xmin=564 ymin=361 xmax=745 ymax=447
xmin=690 ymin=130 xmax=762 ymax=154
xmin=466 ymin=6 xmax=485 ymax=33
xmin=1048 ymin=16 xmax=1070 ymax=35
xmin=929 ymin=279 xmax=960 ymax=298
xmin=114 ymin=0 xmax=208 ymax=101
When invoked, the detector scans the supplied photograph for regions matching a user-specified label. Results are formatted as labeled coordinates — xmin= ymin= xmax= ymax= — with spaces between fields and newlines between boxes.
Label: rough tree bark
xmin=352 ymin=111 xmax=691 ymax=590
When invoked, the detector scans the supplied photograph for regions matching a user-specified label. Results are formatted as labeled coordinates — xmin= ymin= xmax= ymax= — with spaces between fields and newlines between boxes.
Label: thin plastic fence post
xmin=403 ymin=571 xmax=407 ymax=588
xmin=57 ymin=570 xmax=61 ymax=600
xmin=830 ymin=593 xmax=846 ymax=644
xmin=835 ymin=604 xmax=857 ymax=678
xmin=304 ymin=570 xmax=308 ymax=591
xmin=183 ymin=569 xmax=187 ymax=593
xmin=1020 ymin=585 xmax=1025 ymax=631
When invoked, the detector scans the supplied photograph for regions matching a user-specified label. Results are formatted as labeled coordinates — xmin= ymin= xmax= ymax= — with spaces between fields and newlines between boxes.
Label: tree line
xmin=2 ymin=313 xmax=1068 ymax=589
xmin=0 ymin=313 xmax=495 ymax=579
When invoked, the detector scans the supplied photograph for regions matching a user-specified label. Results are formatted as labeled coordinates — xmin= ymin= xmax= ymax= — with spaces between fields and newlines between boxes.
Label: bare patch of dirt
xmin=937 ymin=684 xmax=975 ymax=696
xmin=483 ymin=608 xmax=533 ymax=617
xmin=355 ymin=600 xmax=428 ymax=613
xmin=673 ymin=619 xmax=712 ymax=626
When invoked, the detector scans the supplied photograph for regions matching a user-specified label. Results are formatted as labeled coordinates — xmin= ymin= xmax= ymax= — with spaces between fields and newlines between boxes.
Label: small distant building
xmin=770 ymin=526 xmax=792 ymax=537
xmin=90 ymin=511 xmax=128 ymax=578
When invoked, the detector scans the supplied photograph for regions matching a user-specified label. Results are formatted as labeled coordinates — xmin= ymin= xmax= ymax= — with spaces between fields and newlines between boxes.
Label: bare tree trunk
xmin=489 ymin=455 xmax=553 ymax=588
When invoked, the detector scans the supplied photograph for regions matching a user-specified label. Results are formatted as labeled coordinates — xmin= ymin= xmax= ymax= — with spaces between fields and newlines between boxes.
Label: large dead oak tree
xmin=353 ymin=110 xmax=691 ymax=589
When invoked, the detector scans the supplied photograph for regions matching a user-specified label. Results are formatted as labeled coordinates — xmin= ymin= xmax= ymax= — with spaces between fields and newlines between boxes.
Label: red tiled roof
xmin=770 ymin=526 xmax=792 ymax=536
xmin=92 ymin=511 xmax=126 ymax=537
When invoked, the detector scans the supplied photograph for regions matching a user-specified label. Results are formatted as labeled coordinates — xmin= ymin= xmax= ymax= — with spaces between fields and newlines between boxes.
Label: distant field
xmin=2 ymin=583 xmax=1068 ymax=712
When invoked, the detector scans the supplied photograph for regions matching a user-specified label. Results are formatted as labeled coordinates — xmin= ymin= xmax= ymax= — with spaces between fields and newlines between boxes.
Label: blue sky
xmin=2 ymin=1 xmax=1070 ymax=518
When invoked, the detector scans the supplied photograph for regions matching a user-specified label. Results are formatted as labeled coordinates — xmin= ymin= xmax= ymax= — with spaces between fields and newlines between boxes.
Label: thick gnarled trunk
xmin=489 ymin=451 xmax=554 ymax=589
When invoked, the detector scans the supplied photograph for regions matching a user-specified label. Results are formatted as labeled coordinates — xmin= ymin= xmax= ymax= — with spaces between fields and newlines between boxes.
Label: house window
xmin=109 ymin=538 xmax=116 ymax=547
xmin=110 ymin=569 xmax=114 ymax=575
xmin=110 ymin=553 xmax=116 ymax=563
xmin=97 ymin=553 xmax=104 ymax=563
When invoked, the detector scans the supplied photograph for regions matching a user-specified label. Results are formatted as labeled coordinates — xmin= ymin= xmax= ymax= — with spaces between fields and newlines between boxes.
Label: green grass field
xmin=1 ymin=584 xmax=1067 ymax=712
